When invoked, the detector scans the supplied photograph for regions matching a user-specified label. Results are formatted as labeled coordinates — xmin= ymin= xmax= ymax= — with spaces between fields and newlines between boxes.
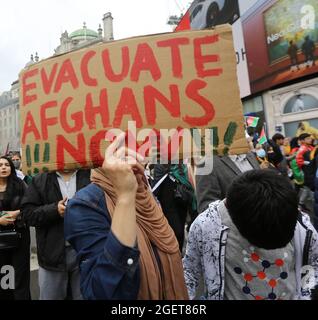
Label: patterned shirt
xmin=219 ymin=201 xmax=297 ymax=300
xmin=183 ymin=200 xmax=318 ymax=300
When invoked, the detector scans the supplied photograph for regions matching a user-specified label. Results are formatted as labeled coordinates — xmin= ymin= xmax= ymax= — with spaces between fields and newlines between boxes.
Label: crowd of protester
xmin=251 ymin=122 xmax=318 ymax=229
xmin=1 ymin=121 xmax=318 ymax=300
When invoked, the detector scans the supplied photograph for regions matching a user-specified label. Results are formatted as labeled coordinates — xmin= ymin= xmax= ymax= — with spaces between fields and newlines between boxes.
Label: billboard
xmin=242 ymin=0 xmax=318 ymax=94
xmin=264 ymin=0 xmax=318 ymax=65
xmin=178 ymin=0 xmax=318 ymax=97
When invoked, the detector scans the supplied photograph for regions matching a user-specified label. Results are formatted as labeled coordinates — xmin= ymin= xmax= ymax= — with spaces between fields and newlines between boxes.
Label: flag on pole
xmin=245 ymin=116 xmax=259 ymax=128
xmin=258 ymin=127 xmax=267 ymax=145
xmin=4 ymin=143 xmax=9 ymax=156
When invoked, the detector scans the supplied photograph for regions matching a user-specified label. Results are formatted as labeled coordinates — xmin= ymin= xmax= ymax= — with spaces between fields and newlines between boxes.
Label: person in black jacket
xmin=302 ymin=35 xmax=316 ymax=67
xmin=21 ymin=169 xmax=90 ymax=300
xmin=0 ymin=156 xmax=30 ymax=300
xmin=266 ymin=133 xmax=288 ymax=176
xmin=153 ymin=163 xmax=196 ymax=253
xmin=195 ymin=153 xmax=260 ymax=213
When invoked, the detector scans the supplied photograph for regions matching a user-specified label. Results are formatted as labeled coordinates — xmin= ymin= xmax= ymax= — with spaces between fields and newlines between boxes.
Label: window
xmin=243 ymin=96 xmax=265 ymax=132
xmin=243 ymin=96 xmax=264 ymax=114
xmin=283 ymin=94 xmax=318 ymax=114
xmin=284 ymin=118 xmax=318 ymax=138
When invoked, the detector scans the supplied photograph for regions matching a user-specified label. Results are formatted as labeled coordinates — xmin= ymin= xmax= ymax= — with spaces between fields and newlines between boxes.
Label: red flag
xmin=175 ymin=11 xmax=191 ymax=32
xmin=245 ymin=116 xmax=259 ymax=128
xmin=258 ymin=128 xmax=267 ymax=145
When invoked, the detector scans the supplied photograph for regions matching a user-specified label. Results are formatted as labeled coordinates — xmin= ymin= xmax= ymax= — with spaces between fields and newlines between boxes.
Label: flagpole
xmin=5 ymin=142 xmax=9 ymax=156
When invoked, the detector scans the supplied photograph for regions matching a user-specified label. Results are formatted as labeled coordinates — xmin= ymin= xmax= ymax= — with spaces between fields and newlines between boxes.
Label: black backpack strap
xmin=297 ymin=212 xmax=307 ymax=229
xmin=298 ymin=212 xmax=313 ymax=266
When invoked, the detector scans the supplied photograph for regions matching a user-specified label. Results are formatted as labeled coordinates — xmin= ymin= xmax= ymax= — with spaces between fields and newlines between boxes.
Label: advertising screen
xmin=264 ymin=0 xmax=318 ymax=65
xmin=177 ymin=0 xmax=318 ymax=96
xmin=242 ymin=0 xmax=318 ymax=94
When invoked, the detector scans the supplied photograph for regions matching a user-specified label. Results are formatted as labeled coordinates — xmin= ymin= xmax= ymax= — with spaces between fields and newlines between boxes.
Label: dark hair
xmin=246 ymin=127 xmax=255 ymax=136
xmin=11 ymin=152 xmax=21 ymax=159
xmin=290 ymin=137 xmax=299 ymax=149
xmin=226 ymin=170 xmax=298 ymax=249
xmin=272 ymin=133 xmax=285 ymax=143
xmin=298 ymin=133 xmax=311 ymax=141
xmin=0 ymin=156 xmax=25 ymax=209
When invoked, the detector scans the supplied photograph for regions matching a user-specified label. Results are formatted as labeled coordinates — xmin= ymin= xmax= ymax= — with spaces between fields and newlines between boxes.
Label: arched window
xmin=284 ymin=94 xmax=318 ymax=114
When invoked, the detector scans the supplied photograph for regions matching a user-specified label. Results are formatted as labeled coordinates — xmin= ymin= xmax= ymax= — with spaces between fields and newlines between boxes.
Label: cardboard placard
xmin=19 ymin=25 xmax=248 ymax=174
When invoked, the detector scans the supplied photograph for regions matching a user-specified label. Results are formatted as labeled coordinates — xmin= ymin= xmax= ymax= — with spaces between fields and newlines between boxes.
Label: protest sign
xmin=20 ymin=24 xmax=248 ymax=174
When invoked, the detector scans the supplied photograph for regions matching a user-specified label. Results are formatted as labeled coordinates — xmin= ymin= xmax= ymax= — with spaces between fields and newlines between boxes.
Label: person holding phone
xmin=21 ymin=168 xmax=91 ymax=300
xmin=0 ymin=156 xmax=30 ymax=300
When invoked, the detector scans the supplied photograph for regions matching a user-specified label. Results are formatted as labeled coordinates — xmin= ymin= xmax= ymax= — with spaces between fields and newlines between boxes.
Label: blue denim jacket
xmin=64 ymin=183 xmax=141 ymax=300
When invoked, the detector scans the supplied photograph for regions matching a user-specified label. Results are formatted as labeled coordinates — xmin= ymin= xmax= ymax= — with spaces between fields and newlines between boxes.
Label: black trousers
xmin=0 ymin=228 xmax=31 ymax=300
xmin=157 ymin=177 xmax=188 ymax=252
xmin=305 ymin=52 xmax=315 ymax=63
xmin=290 ymin=55 xmax=299 ymax=66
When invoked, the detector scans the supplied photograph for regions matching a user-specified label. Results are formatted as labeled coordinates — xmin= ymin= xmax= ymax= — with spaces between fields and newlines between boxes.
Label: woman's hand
xmin=102 ymin=133 xmax=144 ymax=199
xmin=0 ymin=212 xmax=16 ymax=226
xmin=5 ymin=210 xmax=20 ymax=219
xmin=103 ymin=132 xmax=145 ymax=248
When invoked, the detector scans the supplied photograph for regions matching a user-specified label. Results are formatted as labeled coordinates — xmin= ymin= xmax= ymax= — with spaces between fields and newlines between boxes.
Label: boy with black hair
xmin=183 ymin=169 xmax=318 ymax=300
xmin=266 ymin=133 xmax=288 ymax=176
xmin=296 ymin=133 xmax=314 ymax=169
